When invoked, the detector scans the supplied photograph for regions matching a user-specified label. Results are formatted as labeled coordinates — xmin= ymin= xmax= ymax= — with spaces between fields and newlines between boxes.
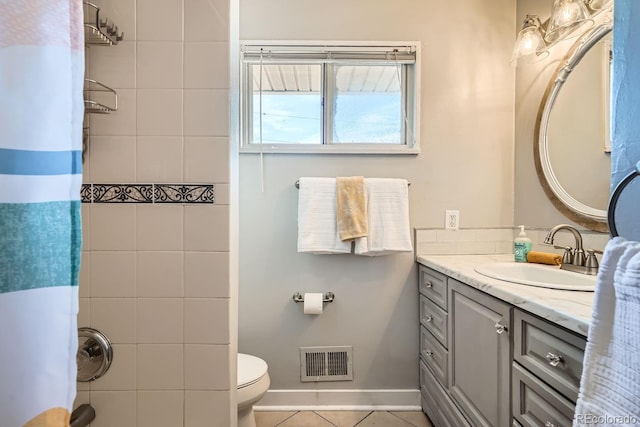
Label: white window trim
xmin=239 ymin=40 xmax=421 ymax=155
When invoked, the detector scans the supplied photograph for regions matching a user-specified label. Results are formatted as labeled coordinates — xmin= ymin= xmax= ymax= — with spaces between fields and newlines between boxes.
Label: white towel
xmin=354 ymin=178 xmax=412 ymax=256
xmin=573 ymin=237 xmax=640 ymax=426
xmin=297 ymin=177 xmax=352 ymax=254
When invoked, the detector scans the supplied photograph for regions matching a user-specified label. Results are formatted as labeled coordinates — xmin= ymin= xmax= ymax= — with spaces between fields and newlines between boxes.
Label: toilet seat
xmin=237 ymin=353 xmax=268 ymax=389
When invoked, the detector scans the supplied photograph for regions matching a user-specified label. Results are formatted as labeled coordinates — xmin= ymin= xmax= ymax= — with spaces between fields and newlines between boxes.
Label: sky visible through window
xmin=252 ymin=92 xmax=402 ymax=145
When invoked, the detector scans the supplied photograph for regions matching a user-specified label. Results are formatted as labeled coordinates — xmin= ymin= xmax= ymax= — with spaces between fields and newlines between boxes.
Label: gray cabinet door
xmin=448 ymin=279 xmax=512 ymax=427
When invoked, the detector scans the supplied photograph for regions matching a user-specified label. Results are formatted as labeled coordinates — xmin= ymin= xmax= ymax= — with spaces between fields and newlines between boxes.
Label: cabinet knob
xmin=424 ymin=350 xmax=433 ymax=356
xmin=545 ymin=352 xmax=565 ymax=367
xmin=545 ymin=422 xmax=556 ymax=427
xmin=494 ymin=322 xmax=508 ymax=334
xmin=425 ymin=281 xmax=433 ymax=288
xmin=424 ymin=316 xmax=432 ymax=322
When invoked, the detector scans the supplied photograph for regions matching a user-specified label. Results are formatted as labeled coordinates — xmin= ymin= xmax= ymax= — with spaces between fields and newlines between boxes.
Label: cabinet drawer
xmin=420 ymin=361 xmax=445 ymax=427
xmin=514 ymin=309 xmax=585 ymax=403
xmin=420 ymin=326 xmax=448 ymax=387
xmin=512 ymin=363 xmax=575 ymax=427
xmin=419 ymin=265 xmax=447 ymax=309
xmin=420 ymin=360 xmax=471 ymax=427
xmin=420 ymin=295 xmax=448 ymax=347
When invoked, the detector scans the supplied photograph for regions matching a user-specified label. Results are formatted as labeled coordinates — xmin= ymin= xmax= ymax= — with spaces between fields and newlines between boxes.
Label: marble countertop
xmin=416 ymin=254 xmax=594 ymax=337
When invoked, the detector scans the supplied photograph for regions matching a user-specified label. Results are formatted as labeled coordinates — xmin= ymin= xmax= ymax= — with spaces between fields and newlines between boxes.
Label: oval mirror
xmin=535 ymin=23 xmax=612 ymax=232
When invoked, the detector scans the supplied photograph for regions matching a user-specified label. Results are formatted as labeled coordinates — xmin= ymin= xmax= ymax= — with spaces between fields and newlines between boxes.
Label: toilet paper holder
xmin=292 ymin=292 xmax=335 ymax=303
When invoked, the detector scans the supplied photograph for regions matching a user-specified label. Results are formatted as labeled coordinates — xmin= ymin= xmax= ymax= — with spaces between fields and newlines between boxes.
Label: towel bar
xmin=292 ymin=292 xmax=335 ymax=303
xmin=295 ymin=179 xmax=410 ymax=189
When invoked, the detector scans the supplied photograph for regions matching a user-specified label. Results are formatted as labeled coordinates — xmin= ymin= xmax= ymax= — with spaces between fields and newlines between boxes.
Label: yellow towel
xmin=526 ymin=251 xmax=562 ymax=266
xmin=336 ymin=176 xmax=368 ymax=241
xmin=24 ymin=407 xmax=70 ymax=427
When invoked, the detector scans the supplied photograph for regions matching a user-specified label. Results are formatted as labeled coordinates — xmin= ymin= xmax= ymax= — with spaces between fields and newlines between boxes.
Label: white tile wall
xmin=91 ymin=344 xmax=137 ymax=391
xmin=184 ymin=43 xmax=230 ymax=89
xmin=79 ymin=0 xmax=232 ymax=425
xmin=137 ymin=391 xmax=184 ymax=427
xmin=90 ymin=298 xmax=137 ymax=343
xmin=135 ymin=205 xmax=184 ymax=251
xmin=90 ymin=251 xmax=136 ymax=297
xmin=90 ymin=391 xmax=137 ymax=427
xmin=136 ymin=42 xmax=183 ymax=89
xmin=184 ymin=344 xmax=231 ymax=390
xmin=136 ymin=136 xmax=184 ymax=182
xmin=137 ymin=252 xmax=184 ymax=297
xmin=415 ymin=227 xmax=514 ymax=255
xmin=415 ymin=226 xmax=609 ymax=256
xmin=88 ymin=41 xmax=136 ymax=89
xmin=137 ymin=344 xmax=184 ymax=389
xmin=184 ymin=0 xmax=230 ymax=42
xmin=184 ymin=137 xmax=230 ymax=182
xmin=184 ymin=391 xmax=231 ymax=427
xmin=136 ymin=90 xmax=183 ymax=136
xmin=136 ymin=0 xmax=183 ymax=41
xmin=89 ymin=136 xmax=137 ymax=182
xmin=184 ymin=252 xmax=230 ymax=298
xmin=90 ymin=89 xmax=137 ymax=136
xmin=184 ymin=205 xmax=230 ymax=251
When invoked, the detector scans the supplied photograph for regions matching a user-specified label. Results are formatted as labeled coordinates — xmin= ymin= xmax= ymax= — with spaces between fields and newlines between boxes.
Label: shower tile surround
xmin=77 ymin=0 xmax=232 ymax=426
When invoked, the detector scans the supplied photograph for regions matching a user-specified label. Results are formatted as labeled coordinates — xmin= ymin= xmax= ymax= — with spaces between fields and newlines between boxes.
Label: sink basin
xmin=474 ymin=262 xmax=597 ymax=291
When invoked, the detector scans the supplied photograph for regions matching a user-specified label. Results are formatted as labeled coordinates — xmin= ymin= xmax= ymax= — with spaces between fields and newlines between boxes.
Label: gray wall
xmin=238 ymin=0 xmax=516 ymax=390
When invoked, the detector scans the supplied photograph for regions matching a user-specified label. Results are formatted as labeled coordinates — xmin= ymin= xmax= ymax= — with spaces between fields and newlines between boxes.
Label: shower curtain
xmin=0 ymin=1 xmax=84 ymax=426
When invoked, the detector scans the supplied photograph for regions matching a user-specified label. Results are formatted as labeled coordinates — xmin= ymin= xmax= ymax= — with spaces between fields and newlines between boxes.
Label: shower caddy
xmin=70 ymin=5 xmax=123 ymax=427
xmin=82 ymin=2 xmax=123 ymax=160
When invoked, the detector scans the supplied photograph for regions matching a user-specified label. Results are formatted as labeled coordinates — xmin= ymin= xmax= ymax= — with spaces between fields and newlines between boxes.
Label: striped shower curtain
xmin=0 ymin=1 xmax=84 ymax=426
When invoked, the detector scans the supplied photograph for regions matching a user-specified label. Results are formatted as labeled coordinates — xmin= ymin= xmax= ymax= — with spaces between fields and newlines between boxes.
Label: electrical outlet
xmin=445 ymin=210 xmax=460 ymax=230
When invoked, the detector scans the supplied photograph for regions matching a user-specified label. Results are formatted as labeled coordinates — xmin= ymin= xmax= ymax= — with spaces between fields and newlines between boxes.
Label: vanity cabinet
xmin=418 ymin=264 xmax=587 ymax=427
xmin=448 ymin=279 xmax=512 ymax=427
xmin=512 ymin=310 xmax=586 ymax=427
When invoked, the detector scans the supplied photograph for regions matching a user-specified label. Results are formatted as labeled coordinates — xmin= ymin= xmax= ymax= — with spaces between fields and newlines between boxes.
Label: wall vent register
xmin=300 ymin=346 xmax=353 ymax=382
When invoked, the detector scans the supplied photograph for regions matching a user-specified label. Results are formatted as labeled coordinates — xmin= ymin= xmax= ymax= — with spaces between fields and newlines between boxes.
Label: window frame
xmin=239 ymin=41 xmax=421 ymax=154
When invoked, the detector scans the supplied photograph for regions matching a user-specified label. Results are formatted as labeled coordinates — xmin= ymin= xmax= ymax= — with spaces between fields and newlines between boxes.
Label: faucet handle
xmin=553 ymin=245 xmax=574 ymax=264
xmin=585 ymin=249 xmax=603 ymax=274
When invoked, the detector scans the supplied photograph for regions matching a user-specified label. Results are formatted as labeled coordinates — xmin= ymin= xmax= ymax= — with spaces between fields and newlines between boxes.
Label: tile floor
xmin=255 ymin=410 xmax=433 ymax=427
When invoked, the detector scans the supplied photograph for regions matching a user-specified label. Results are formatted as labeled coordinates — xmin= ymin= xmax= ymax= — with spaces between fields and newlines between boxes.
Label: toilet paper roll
xmin=303 ymin=293 xmax=323 ymax=315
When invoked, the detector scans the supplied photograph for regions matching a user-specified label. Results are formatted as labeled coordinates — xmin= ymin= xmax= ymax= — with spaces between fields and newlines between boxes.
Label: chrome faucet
xmin=544 ymin=224 xmax=585 ymax=266
xmin=544 ymin=224 xmax=599 ymax=275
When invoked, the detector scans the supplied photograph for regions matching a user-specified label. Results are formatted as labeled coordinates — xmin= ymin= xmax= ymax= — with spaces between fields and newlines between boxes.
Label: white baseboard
xmin=253 ymin=389 xmax=421 ymax=411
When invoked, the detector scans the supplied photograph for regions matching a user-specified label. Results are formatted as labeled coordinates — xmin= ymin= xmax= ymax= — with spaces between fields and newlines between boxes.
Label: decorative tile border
xmin=81 ymin=184 xmax=214 ymax=204
xmin=154 ymin=184 xmax=214 ymax=203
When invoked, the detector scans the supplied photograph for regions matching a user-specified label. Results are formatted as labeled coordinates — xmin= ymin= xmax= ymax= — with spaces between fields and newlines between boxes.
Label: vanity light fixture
xmin=511 ymin=0 xmax=611 ymax=67
xmin=587 ymin=0 xmax=612 ymax=12
xmin=545 ymin=0 xmax=594 ymax=44
xmin=510 ymin=15 xmax=549 ymax=66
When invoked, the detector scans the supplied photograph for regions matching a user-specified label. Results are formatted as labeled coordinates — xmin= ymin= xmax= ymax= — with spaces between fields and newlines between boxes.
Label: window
xmin=240 ymin=42 xmax=420 ymax=154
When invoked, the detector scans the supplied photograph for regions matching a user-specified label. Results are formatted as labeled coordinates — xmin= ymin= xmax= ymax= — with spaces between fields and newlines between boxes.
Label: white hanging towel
xmin=354 ymin=178 xmax=412 ymax=256
xmin=297 ymin=177 xmax=352 ymax=254
xmin=573 ymin=237 xmax=640 ymax=426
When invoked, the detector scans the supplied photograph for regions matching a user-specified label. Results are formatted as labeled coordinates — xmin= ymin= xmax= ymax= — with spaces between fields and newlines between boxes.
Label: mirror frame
xmin=534 ymin=23 xmax=612 ymax=233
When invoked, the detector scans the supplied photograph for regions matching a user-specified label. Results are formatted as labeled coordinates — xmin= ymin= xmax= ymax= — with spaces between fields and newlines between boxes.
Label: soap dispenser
xmin=514 ymin=225 xmax=532 ymax=262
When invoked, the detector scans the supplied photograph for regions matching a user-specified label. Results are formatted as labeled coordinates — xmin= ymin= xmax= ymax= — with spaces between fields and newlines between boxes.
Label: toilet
xmin=237 ymin=353 xmax=270 ymax=427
